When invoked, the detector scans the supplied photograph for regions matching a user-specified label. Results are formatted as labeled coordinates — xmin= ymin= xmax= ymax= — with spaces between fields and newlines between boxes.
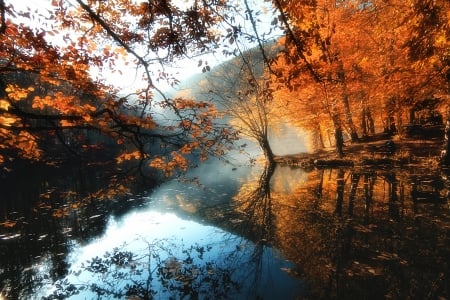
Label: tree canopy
xmin=270 ymin=0 xmax=449 ymax=155
xmin=0 ymin=0 xmax=251 ymax=177
xmin=0 ymin=0 xmax=449 ymax=176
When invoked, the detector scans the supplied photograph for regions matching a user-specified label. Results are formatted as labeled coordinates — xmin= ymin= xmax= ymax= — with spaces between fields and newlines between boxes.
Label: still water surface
xmin=39 ymin=208 xmax=303 ymax=299
xmin=1 ymin=157 xmax=450 ymax=299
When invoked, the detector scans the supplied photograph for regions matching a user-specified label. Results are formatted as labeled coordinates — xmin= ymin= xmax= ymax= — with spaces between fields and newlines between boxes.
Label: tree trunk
xmin=318 ymin=128 xmax=325 ymax=149
xmin=311 ymin=169 xmax=324 ymax=211
xmin=337 ymin=62 xmax=359 ymax=142
xmin=348 ymin=172 xmax=361 ymax=217
xmin=332 ymin=112 xmax=344 ymax=157
xmin=313 ymin=122 xmax=325 ymax=150
xmin=367 ymin=109 xmax=375 ymax=134
xmin=409 ymin=108 xmax=415 ymax=124
xmin=361 ymin=104 xmax=375 ymax=136
xmin=342 ymin=93 xmax=359 ymax=142
xmin=334 ymin=125 xmax=344 ymax=158
xmin=334 ymin=168 xmax=345 ymax=216
xmin=363 ymin=173 xmax=374 ymax=223
xmin=361 ymin=106 xmax=368 ymax=138
xmin=386 ymin=173 xmax=400 ymax=221
xmin=260 ymin=136 xmax=275 ymax=165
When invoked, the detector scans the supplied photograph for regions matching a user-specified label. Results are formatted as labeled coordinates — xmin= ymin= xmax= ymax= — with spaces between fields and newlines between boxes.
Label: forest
xmin=0 ymin=0 xmax=449 ymax=177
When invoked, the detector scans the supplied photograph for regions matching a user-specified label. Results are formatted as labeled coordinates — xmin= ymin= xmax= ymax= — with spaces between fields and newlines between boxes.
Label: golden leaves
xmin=32 ymin=93 xmax=98 ymax=125
xmin=115 ymin=46 xmax=128 ymax=60
xmin=60 ymin=120 xmax=76 ymax=127
xmin=0 ymin=220 xmax=17 ymax=228
xmin=271 ymin=0 xmax=450 ymax=148
xmin=82 ymin=114 xmax=92 ymax=122
xmin=149 ymin=156 xmax=165 ymax=169
xmin=32 ymin=96 xmax=49 ymax=110
xmin=116 ymin=150 xmax=142 ymax=163
xmin=149 ymin=151 xmax=189 ymax=177
xmin=179 ymin=141 xmax=200 ymax=154
xmin=16 ymin=131 xmax=41 ymax=159
xmin=5 ymin=85 xmax=34 ymax=101
xmin=103 ymin=45 xmax=112 ymax=57
xmin=0 ymin=100 xmax=10 ymax=110
xmin=0 ymin=126 xmax=42 ymax=162
xmin=0 ymin=116 xmax=18 ymax=127
xmin=0 ymin=0 xmax=231 ymax=177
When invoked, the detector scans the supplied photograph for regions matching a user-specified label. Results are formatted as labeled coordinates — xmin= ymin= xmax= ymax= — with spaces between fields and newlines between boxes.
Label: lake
xmin=1 ymin=156 xmax=449 ymax=299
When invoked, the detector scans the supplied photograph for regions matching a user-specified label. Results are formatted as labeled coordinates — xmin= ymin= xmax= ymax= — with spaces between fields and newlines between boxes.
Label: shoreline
xmin=274 ymin=134 xmax=445 ymax=169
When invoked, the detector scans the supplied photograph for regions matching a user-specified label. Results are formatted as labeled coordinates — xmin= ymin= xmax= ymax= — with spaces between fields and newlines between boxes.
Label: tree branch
xmin=74 ymin=0 xmax=172 ymax=111
xmin=271 ymin=0 xmax=322 ymax=82
xmin=0 ymin=0 xmax=6 ymax=34
xmin=243 ymin=0 xmax=274 ymax=74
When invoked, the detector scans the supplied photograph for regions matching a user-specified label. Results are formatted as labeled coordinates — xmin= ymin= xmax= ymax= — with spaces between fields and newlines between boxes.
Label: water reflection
xmin=266 ymin=166 xmax=450 ymax=299
xmin=2 ymin=158 xmax=450 ymax=299
xmin=0 ymin=162 xmax=149 ymax=299
xmin=40 ymin=210 xmax=304 ymax=299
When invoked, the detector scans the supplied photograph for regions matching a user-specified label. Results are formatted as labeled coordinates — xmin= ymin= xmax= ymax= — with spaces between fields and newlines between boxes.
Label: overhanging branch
xmin=272 ymin=0 xmax=322 ymax=82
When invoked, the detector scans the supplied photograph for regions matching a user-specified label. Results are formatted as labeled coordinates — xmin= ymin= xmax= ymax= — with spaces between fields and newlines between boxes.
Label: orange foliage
xmin=271 ymin=0 xmax=450 ymax=151
xmin=0 ymin=0 xmax=448 ymax=171
xmin=0 ymin=0 xmax=238 ymax=176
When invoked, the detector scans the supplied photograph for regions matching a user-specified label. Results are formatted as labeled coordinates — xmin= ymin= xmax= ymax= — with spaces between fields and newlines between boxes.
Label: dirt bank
xmin=274 ymin=133 xmax=445 ymax=169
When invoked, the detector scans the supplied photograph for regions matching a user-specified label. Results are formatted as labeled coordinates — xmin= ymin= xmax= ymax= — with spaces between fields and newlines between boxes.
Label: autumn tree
xmin=269 ymin=0 xmax=449 ymax=156
xmin=269 ymin=0 xmax=368 ymax=157
xmin=1 ymin=0 xmax=449 ymax=170
xmin=358 ymin=0 xmax=449 ymax=134
xmin=0 ymin=0 xmax=268 ymax=178
xmin=400 ymin=0 xmax=450 ymax=164
xmin=199 ymin=43 xmax=280 ymax=165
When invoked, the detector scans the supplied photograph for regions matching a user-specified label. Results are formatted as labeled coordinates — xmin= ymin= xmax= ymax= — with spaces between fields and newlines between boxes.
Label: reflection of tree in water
xmin=230 ymin=162 xmax=305 ymax=298
xmin=232 ymin=162 xmax=316 ymax=251
xmin=232 ymin=162 xmax=276 ymax=243
xmin=329 ymin=169 xmax=449 ymax=299
xmin=260 ymin=166 xmax=450 ymax=299
xmin=383 ymin=172 xmax=401 ymax=221
xmin=232 ymin=162 xmax=277 ymax=292
xmin=0 ymin=162 xmax=153 ymax=300
xmin=334 ymin=168 xmax=345 ymax=216
xmin=43 ymin=238 xmax=241 ymax=300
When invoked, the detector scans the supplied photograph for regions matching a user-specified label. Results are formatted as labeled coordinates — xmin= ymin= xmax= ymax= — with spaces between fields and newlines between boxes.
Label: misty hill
xmin=168 ymin=40 xmax=281 ymax=105
xmin=166 ymin=41 xmax=309 ymax=156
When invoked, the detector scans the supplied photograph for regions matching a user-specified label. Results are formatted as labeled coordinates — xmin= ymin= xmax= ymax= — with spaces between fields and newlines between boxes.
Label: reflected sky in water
xmin=39 ymin=194 xmax=305 ymax=299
